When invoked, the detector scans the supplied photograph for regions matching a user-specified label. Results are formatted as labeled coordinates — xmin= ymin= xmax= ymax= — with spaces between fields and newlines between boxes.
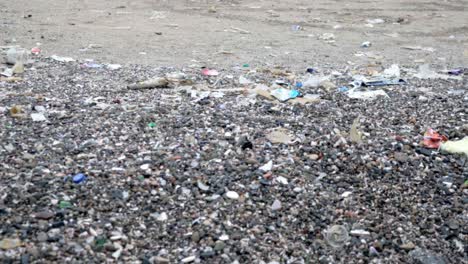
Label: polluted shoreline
xmin=0 ymin=46 xmax=467 ymax=263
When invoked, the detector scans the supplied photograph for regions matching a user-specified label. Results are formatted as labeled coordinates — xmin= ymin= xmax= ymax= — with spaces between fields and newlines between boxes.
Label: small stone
xmin=214 ymin=241 xmax=225 ymax=251
xmin=418 ymin=95 xmax=428 ymax=102
xmin=271 ymin=199 xmax=282 ymax=211
xmin=409 ymin=248 xmax=446 ymax=264
xmin=308 ymin=154 xmax=320 ymax=160
xmin=35 ymin=210 xmax=55 ymax=220
xmin=400 ymin=242 xmax=416 ymax=250
xmin=36 ymin=232 xmax=48 ymax=242
xmin=151 ymin=212 xmax=168 ymax=222
xmin=191 ymin=231 xmax=201 ymax=243
xmin=0 ymin=238 xmax=21 ymax=249
xmin=154 ymin=256 xmax=170 ymax=264
xmin=394 ymin=152 xmax=409 ymax=162
xmin=225 ymin=191 xmax=239 ymax=200
xmin=181 ymin=256 xmax=196 ymax=263
xmin=197 ymin=181 xmax=210 ymax=191
xmin=447 ymin=219 xmax=459 ymax=230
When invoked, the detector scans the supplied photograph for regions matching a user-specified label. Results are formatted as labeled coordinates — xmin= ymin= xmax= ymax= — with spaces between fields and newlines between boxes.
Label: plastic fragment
xmin=201 ymin=69 xmax=219 ymax=76
xmin=73 ymin=173 xmax=87 ymax=183
xmin=270 ymin=88 xmax=300 ymax=102
xmin=440 ymin=137 xmax=468 ymax=156
xmin=423 ymin=129 xmax=448 ymax=149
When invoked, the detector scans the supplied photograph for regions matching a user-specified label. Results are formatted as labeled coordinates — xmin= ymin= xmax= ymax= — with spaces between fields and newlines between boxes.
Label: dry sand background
xmin=1 ymin=0 xmax=467 ymax=70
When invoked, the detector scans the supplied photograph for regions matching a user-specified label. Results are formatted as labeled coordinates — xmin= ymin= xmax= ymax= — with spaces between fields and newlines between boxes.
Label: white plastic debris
xmin=347 ymin=89 xmax=389 ymax=100
xmin=383 ymin=64 xmax=400 ymax=78
xmin=366 ymin=18 xmax=384 ymax=24
xmin=50 ymin=55 xmax=75 ymax=62
xmin=181 ymin=256 xmax=196 ymax=263
xmin=239 ymin=76 xmax=252 ymax=85
xmin=350 ymin=229 xmax=371 ymax=236
xmin=302 ymin=75 xmax=330 ymax=88
xmin=107 ymin=64 xmax=122 ymax=70
xmin=31 ymin=113 xmax=47 ymax=122
xmin=275 ymin=176 xmax=288 ymax=185
xmin=414 ymin=64 xmax=462 ymax=80
xmin=440 ymin=137 xmax=468 ymax=157
xmin=151 ymin=212 xmax=168 ymax=222
xmin=341 ymin=191 xmax=352 ymax=198
xmin=361 ymin=41 xmax=371 ymax=48
xmin=259 ymin=160 xmax=273 ymax=172
xmin=219 ymin=234 xmax=229 ymax=241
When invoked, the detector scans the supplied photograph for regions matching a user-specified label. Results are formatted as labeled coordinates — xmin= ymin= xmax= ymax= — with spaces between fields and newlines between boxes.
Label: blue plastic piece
xmin=338 ymin=86 xmax=349 ymax=92
xmin=73 ymin=173 xmax=87 ymax=184
xmin=289 ymin=90 xmax=300 ymax=98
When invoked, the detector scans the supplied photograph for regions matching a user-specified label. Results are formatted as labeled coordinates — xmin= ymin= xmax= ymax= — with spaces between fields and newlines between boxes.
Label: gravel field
xmin=0 ymin=0 xmax=467 ymax=263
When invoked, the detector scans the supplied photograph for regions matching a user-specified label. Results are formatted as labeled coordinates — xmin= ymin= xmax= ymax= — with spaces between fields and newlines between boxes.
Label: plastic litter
xmin=402 ymin=46 xmax=435 ymax=52
xmin=338 ymin=86 xmax=349 ymax=92
xmin=383 ymin=64 xmax=401 ymax=78
xmin=239 ymin=76 xmax=252 ymax=85
xmin=72 ymin=173 xmax=87 ymax=183
xmin=6 ymin=47 xmax=29 ymax=65
xmin=50 ymin=55 xmax=75 ymax=62
xmin=306 ymin=68 xmax=316 ymax=74
xmin=83 ymin=62 xmax=102 ymax=68
xmin=361 ymin=41 xmax=371 ymax=48
xmin=325 ymin=225 xmax=349 ymax=248
xmin=347 ymin=89 xmax=389 ymax=100
xmin=366 ymin=18 xmax=385 ymax=24
xmin=302 ymin=75 xmax=330 ymax=88
xmin=0 ymin=76 xmax=22 ymax=82
xmin=288 ymin=94 xmax=320 ymax=105
xmin=31 ymin=47 xmax=41 ymax=55
xmin=259 ymin=160 xmax=273 ymax=172
xmin=148 ymin=122 xmax=156 ymax=128
xmin=201 ymin=68 xmax=219 ymax=76
xmin=414 ymin=64 xmax=462 ymax=80
xmin=31 ymin=113 xmax=46 ymax=122
xmin=1 ymin=68 xmax=14 ymax=77
xmin=319 ymin=33 xmax=335 ymax=43
xmin=440 ymin=137 xmax=468 ymax=157
xmin=446 ymin=68 xmax=464 ymax=75
xmin=107 ymin=64 xmax=122 ymax=70
xmin=350 ymin=75 xmax=405 ymax=88
xmin=270 ymin=88 xmax=300 ymax=102
xmin=291 ymin=25 xmax=302 ymax=31
xmin=12 ymin=62 xmax=24 ymax=74
xmin=423 ymin=129 xmax=448 ymax=149
xmin=59 ymin=201 xmax=72 ymax=209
